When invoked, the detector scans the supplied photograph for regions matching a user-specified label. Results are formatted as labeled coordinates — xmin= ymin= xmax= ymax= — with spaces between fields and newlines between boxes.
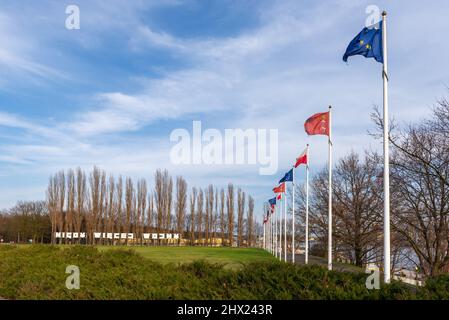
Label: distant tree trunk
xmin=115 ymin=176 xmax=123 ymax=245
xmin=47 ymin=175 xmax=58 ymax=244
xmin=213 ymin=188 xmax=218 ymax=246
xmin=66 ymin=169 xmax=75 ymax=245
xmin=227 ymin=184 xmax=234 ymax=247
xmin=189 ymin=187 xmax=197 ymax=245
xmin=136 ymin=179 xmax=147 ymax=245
xmin=75 ymin=168 xmax=86 ymax=244
xmin=220 ymin=188 xmax=225 ymax=246
xmin=197 ymin=189 xmax=204 ymax=246
xmin=205 ymin=185 xmax=214 ymax=246
xmin=57 ymin=171 xmax=65 ymax=245
xmin=125 ymin=177 xmax=134 ymax=245
xmin=175 ymin=176 xmax=187 ymax=246
xmin=247 ymin=196 xmax=254 ymax=247
xmin=237 ymin=189 xmax=245 ymax=247
xmin=155 ymin=170 xmax=164 ymax=245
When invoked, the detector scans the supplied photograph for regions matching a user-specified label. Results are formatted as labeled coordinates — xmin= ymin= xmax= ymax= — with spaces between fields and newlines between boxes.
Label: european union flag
xmin=343 ymin=22 xmax=383 ymax=63
xmin=279 ymin=169 xmax=293 ymax=183
xmin=268 ymin=197 xmax=276 ymax=206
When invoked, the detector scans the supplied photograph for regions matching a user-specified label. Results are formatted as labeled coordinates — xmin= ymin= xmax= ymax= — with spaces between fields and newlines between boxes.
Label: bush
xmin=0 ymin=245 xmax=446 ymax=300
xmin=416 ymin=274 xmax=449 ymax=299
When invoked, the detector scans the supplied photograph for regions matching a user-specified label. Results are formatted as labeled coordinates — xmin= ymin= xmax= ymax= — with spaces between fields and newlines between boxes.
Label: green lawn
xmin=97 ymin=246 xmax=275 ymax=269
xmin=0 ymin=245 xmax=446 ymax=299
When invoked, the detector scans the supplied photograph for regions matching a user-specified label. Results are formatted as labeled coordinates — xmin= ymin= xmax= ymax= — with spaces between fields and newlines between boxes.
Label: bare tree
xmin=205 ymin=185 xmax=214 ymax=246
xmin=74 ymin=168 xmax=86 ymax=244
xmin=175 ymin=176 xmax=187 ymax=245
xmin=247 ymin=195 xmax=254 ymax=247
xmin=189 ymin=187 xmax=197 ymax=245
xmin=124 ymin=177 xmax=134 ymax=245
xmin=155 ymin=170 xmax=164 ymax=241
xmin=56 ymin=171 xmax=65 ymax=245
xmin=220 ymin=188 xmax=225 ymax=246
xmin=135 ymin=179 xmax=147 ymax=245
xmin=116 ymin=176 xmax=123 ymax=244
xmin=147 ymin=192 xmax=154 ymax=234
xmin=66 ymin=169 xmax=75 ymax=244
xmin=227 ymin=183 xmax=234 ymax=246
xmin=47 ymin=175 xmax=58 ymax=244
xmin=197 ymin=188 xmax=204 ymax=245
xmin=372 ymin=100 xmax=449 ymax=276
xmin=237 ymin=188 xmax=245 ymax=247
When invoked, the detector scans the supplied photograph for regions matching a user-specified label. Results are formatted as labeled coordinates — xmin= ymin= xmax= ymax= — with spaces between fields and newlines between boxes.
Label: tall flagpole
xmin=263 ymin=218 xmax=266 ymax=250
xmin=292 ymin=167 xmax=295 ymax=264
xmin=284 ymin=190 xmax=287 ymax=262
xmin=382 ymin=11 xmax=391 ymax=284
xmin=270 ymin=211 xmax=274 ymax=254
xmin=274 ymin=204 xmax=279 ymax=258
xmin=305 ymin=144 xmax=309 ymax=264
xmin=278 ymin=204 xmax=282 ymax=261
xmin=328 ymin=105 xmax=333 ymax=271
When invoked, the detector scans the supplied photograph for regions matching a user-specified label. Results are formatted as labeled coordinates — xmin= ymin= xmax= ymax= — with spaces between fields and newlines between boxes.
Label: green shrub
xmin=0 ymin=245 xmax=446 ymax=300
xmin=417 ymin=274 xmax=449 ymax=299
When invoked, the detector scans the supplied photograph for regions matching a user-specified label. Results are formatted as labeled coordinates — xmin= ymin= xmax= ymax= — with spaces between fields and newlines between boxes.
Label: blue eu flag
xmin=279 ymin=169 xmax=293 ymax=183
xmin=343 ymin=22 xmax=383 ymax=63
xmin=268 ymin=197 xmax=276 ymax=206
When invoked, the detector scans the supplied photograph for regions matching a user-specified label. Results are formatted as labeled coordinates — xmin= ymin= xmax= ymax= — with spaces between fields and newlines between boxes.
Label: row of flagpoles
xmin=262 ymin=11 xmax=391 ymax=283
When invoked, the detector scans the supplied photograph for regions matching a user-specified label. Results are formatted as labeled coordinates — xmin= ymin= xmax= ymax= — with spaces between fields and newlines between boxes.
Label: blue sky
xmin=1 ymin=0 xmax=449 ymax=219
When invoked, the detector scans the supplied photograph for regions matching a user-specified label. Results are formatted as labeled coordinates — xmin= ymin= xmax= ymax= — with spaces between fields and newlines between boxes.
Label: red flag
xmin=277 ymin=193 xmax=282 ymax=200
xmin=273 ymin=182 xmax=285 ymax=194
xmin=304 ymin=111 xmax=329 ymax=136
xmin=294 ymin=148 xmax=308 ymax=168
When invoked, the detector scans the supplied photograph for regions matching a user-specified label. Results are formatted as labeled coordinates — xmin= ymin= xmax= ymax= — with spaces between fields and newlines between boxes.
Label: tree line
xmin=292 ymin=96 xmax=449 ymax=277
xmin=0 ymin=201 xmax=50 ymax=243
xmin=0 ymin=168 xmax=258 ymax=247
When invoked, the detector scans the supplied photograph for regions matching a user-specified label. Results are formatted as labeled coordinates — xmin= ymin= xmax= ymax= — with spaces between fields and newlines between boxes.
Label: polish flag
xmin=294 ymin=148 xmax=308 ymax=168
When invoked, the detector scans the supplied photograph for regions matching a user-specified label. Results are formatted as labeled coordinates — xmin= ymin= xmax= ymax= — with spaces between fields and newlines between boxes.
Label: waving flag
xmin=268 ymin=197 xmax=276 ymax=207
xmin=273 ymin=182 xmax=285 ymax=194
xmin=305 ymin=112 xmax=329 ymax=136
xmin=276 ymin=193 xmax=282 ymax=200
xmin=294 ymin=148 xmax=308 ymax=167
xmin=343 ymin=12 xmax=392 ymax=282
xmin=343 ymin=22 xmax=383 ymax=63
xmin=279 ymin=169 xmax=293 ymax=183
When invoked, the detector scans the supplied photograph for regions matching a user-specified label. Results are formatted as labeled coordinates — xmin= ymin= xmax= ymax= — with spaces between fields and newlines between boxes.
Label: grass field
xmin=98 ymin=246 xmax=275 ymax=269
xmin=0 ymin=245 xmax=448 ymax=299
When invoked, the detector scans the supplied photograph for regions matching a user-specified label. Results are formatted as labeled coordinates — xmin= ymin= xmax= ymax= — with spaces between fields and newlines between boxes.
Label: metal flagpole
xmin=305 ymin=144 xmax=309 ymax=264
xmin=382 ymin=10 xmax=391 ymax=284
xmin=284 ymin=190 xmax=287 ymax=262
xmin=328 ymin=105 xmax=333 ymax=271
xmin=270 ymin=211 xmax=274 ymax=254
xmin=270 ymin=213 xmax=273 ymax=254
xmin=274 ymin=204 xmax=278 ymax=258
xmin=278 ymin=205 xmax=282 ymax=260
xmin=279 ymin=200 xmax=282 ymax=261
xmin=263 ymin=217 xmax=268 ymax=250
xmin=292 ymin=167 xmax=295 ymax=264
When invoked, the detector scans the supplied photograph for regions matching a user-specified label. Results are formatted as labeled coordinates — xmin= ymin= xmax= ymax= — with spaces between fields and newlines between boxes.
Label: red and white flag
xmin=294 ymin=148 xmax=308 ymax=168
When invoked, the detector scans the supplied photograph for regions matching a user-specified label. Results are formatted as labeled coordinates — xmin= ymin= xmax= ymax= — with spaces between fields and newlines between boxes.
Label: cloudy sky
xmin=0 ymin=0 xmax=448 ymax=218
